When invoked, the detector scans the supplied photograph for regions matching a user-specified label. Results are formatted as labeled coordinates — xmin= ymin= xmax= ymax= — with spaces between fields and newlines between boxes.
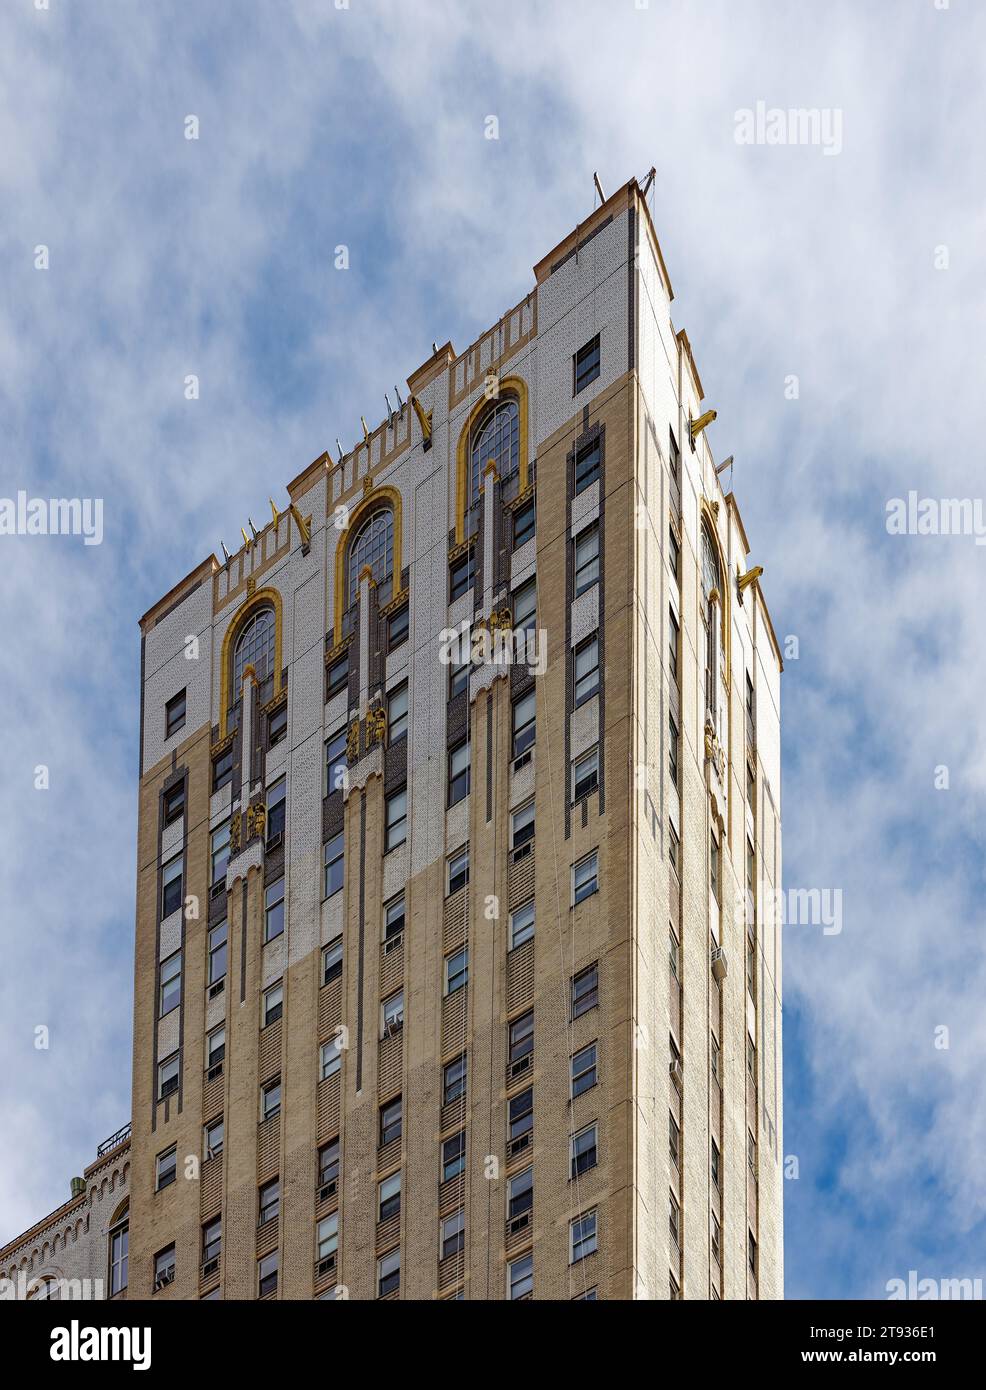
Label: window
xmin=702 ymin=525 xmax=721 ymax=719
xmin=447 ymin=740 xmax=471 ymax=807
xmin=234 ymin=608 xmax=275 ymax=691
xmin=348 ymin=507 xmax=394 ymax=606
xmin=154 ymin=1244 xmax=176 ymax=1291
xmin=322 ymin=938 xmax=343 ymax=985
xmin=157 ymin=1054 xmax=179 ymax=1101
xmin=388 ymin=682 xmax=408 ymax=743
xmin=442 ymin=1054 xmax=466 ymax=1105
xmin=507 ymin=1166 xmax=533 ymax=1220
xmin=326 ymin=652 xmax=349 ymax=700
xmin=210 ymin=822 xmax=230 ymax=887
xmin=208 ymin=920 xmax=227 ymax=987
xmin=161 ymin=853 xmax=183 ymax=918
xmin=508 ymin=1010 xmax=534 ymax=1065
xmin=574 ymin=635 xmax=600 ymax=704
xmin=470 ymin=397 xmax=519 ymax=506
xmin=380 ymin=1096 xmax=403 ymax=1146
xmin=387 ymin=603 xmax=409 ymax=651
xmin=748 ymin=1231 xmax=758 ymax=1276
xmin=264 ymin=877 xmax=285 ymax=942
xmin=159 ymin=952 xmax=181 ymax=1017
xmin=318 ymin=1212 xmax=339 ymax=1260
xmin=669 ymin=427 xmax=680 ymax=479
xmin=513 ymin=496 xmax=535 ymax=549
xmin=263 ymin=983 xmax=283 ymax=1027
xmin=508 ymin=1253 xmax=533 ymax=1300
xmin=669 ymin=1112 xmax=680 ymax=1167
xmin=711 ymin=1138 xmax=721 ymax=1190
xmin=711 ymin=1033 xmax=720 ymax=1083
xmin=574 ymin=438 xmax=601 ymax=493
xmin=670 ymin=1192 xmax=680 ymax=1247
xmin=748 ymin=1035 xmax=757 ymax=1080
xmin=442 ymin=1132 xmax=465 ymax=1182
xmin=573 ymin=851 xmax=598 ymax=905
xmin=575 ymin=1287 xmax=598 ymax=1302
xmin=669 ymin=824 xmax=680 ymax=879
xmin=447 ymin=847 xmax=469 ymax=896
xmin=163 ymin=782 xmax=184 ymax=827
xmin=261 ymin=1079 xmax=281 ymax=1122
xmin=320 ymin=1037 xmax=342 ymax=1081
xmin=512 ymin=691 xmax=536 ymax=763
xmin=212 ymin=746 xmax=233 ymax=792
xmin=440 ymin=1209 xmax=465 ymax=1260
xmin=319 ymin=1138 xmax=340 ymax=1189
xmin=571 ymin=1042 xmax=597 ymax=1098
xmin=266 ymin=777 xmax=286 ymax=842
xmin=571 ymin=1124 xmax=597 ymax=1178
xmin=669 ymin=713 xmax=679 ymax=789
xmin=572 ymin=747 xmax=598 ymax=802
xmin=449 ymin=548 xmax=475 ymax=601
xmin=206 ymin=1025 xmax=225 ymax=1073
xmin=710 ymin=830 xmax=720 ymax=905
xmin=323 ymin=832 xmax=344 ymax=898
xmin=384 ymin=894 xmax=405 ymax=942
xmin=378 ymin=1172 xmax=401 ymax=1223
xmin=574 ymin=523 xmax=599 ymax=596
xmin=669 ymin=929 xmax=680 ymax=980
xmin=508 ymin=1087 xmax=533 ymax=1144
xmin=448 ymin=631 xmax=471 ymax=699
xmin=509 ymin=900 xmax=535 ymax=950
xmin=444 ymin=946 xmax=468 ymax=996
xmin=747 ymin=934 xmax=756 ymax=994
xmin=385 ymin=788 xmax=407 ymax=851
xmin=510 ymin=801 xmax=535 ymax=860
xmin=109 ymin=1221 xmax=128 ymax=1295
xmin=512 ymin=578 xmax=536 ymax=634
xmin=669 ymin=609 xmax=679 ymax=686
xmin=712 ymin=1211 xmax=721 ymax=1264
xmin=165 ymin=690 xmax=186 ymax=738
xmin=202 ymin=1216 xmax=221 ymax=1265
xmin=570 ymin=1209 xmax=597 ymax=1262
xmin=155 ymin=1145 xmax=177 ymax=1192
xmin=258 ymin=1251 xmax=278 ymax=1297
xmin=748 ymin=1129 xmax=757 ymax=1176
xmin=204 ymin=1117 xmax=223 ymax=1160
xmin=325 ymin=728 xmax=347 ymax=795
xmin=377 ymin=1249 xmax=400 ymax=1297
xmin=268 ymin=701 xmax=287 ymax=747
xmin=572 ymin=963 xmax=599 ymax=1019
xmin=574 ymin=335 xmax=600 ymax=393
xmin=259 ymin=1178 xmax=279 ymax=1224
xmin=381 ymin=991 xmax=404 ymax=1036
xmin=669 ymin=526 xmax=680 ymax=583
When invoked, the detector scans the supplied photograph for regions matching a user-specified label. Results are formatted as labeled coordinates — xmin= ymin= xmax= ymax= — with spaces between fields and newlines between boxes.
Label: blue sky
xmin=2 ymin=0 xmax=985 ymax=1298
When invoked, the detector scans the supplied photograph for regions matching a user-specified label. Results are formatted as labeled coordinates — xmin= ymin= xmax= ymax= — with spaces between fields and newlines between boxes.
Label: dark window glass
xmin=165 ymin=690 xmax=186 ymax=738
xmin=327 ymin=653 xmax=349 ymax=699
xmin=574 ymin=335 xmax=601 ymax=393
xmin=450 ymin=549 xmax=475 ymax=602
xmin=212 ymin=747 xmax=233 ymax=792
xmin=574 ymin=439 xmax=600 ymax=494
xmin=163 ymin=783 xmax=184 ymax=826
xmin=513 ymin=497 xmax=535 ymax=549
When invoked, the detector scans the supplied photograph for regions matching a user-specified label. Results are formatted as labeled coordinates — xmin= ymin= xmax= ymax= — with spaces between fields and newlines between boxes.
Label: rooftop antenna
xmin=393 ymin=385 xmax=404 ymax=410
xmin=248 ymin=518 xmax=260 ymax=542
xmin=220 ymin=541 xmax=232 ymax=564
xmin=715 ymin=454 xmax=734 ymax=476
xmin=641 ymin=165 xmax=656 ymax=198
xmin=593 ymin=172 xmax=606 ymax=206
xmin=335 ymin=438 xmax=344 ymax=464
xmin=385 ymin=393 xmax=395 ymax=426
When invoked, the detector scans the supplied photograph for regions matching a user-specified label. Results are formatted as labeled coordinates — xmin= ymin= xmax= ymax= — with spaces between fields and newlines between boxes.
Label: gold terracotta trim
xmin=218 ymin=588 xmax=285 ymax=740
xmin=330 ymin=485 xmax=404 ymax=646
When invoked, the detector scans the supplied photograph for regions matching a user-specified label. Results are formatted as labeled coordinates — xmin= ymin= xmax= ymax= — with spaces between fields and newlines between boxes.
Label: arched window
xmin=701 ymin=526 xmax=721 ymax=721
xmin=470 ymin=397 xmax=519 ymax=506
xmin=28 ymin=1276 xmax=60 ymax=1300
xmin=109 ymin=1213 xmax=129 ymax=1296
xmin=233 ymin=607 xmax=275 ymax=695
xmin=347 ymin=507 xmax=394 ymax=607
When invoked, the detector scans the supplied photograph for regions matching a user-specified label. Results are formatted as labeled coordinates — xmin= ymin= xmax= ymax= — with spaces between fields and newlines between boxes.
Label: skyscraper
xmin=129 ymin=175 xmax=783 ymax=1301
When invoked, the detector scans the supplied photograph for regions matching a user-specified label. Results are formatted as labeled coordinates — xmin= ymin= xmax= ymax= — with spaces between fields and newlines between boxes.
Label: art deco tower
xmin=129 ymin=177 xmax=783 ymax=1301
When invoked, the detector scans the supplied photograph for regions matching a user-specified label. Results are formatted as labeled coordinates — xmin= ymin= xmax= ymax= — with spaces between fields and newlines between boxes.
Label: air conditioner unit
xmin=511 ymin=841 xmax=534 ymax=864
xmin=317 ymin=1254 xmax=337 ymax=1278
xmin=711 ymin=947 xmax=728 ymax=982
xmin=210 ymin=881 xmax=225 ymax=900
xmin=384 ymin=1018 xmax=404 ymax=1038
xmin=207 ymin=1061 xmax=224 ymax=1081
xmin=153 ymin=1272 xmax=174 ymax=1292
xmin=318 ymin=1180 xmax=338 ymax=1202
xmin=201 ymin=1257 xmax=219 ymax=1278
xmin=266 ymin=832 xmax=283 ymax=851
xmin=383 ymin=932 xmax=404 ymax=955
xmin=508 ymin=1133 xmax=531 ymax=1159
xmin=509 ymin=1054 xmax=532 ymax=1080
xmin=508 ymin=1212 xmax=531 ymax=1236
xmin=669 ymin=1057 xmax=683 ymax=1087
xmin=208 ymin=980 xmax=225 ymax=1000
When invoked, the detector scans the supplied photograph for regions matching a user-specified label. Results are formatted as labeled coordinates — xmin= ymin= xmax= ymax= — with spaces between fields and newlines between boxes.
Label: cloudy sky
xmin=2 ymin=0 xmax=984 ymax=1298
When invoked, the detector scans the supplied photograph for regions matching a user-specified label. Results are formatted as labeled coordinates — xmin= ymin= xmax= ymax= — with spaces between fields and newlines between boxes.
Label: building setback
xmin=16 ymin=175 xmax=781 ymax=1302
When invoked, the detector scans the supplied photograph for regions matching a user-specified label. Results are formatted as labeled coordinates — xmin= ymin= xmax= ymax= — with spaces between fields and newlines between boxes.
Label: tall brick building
xmin=59 ymin=175 xmax=786 ymax=1301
